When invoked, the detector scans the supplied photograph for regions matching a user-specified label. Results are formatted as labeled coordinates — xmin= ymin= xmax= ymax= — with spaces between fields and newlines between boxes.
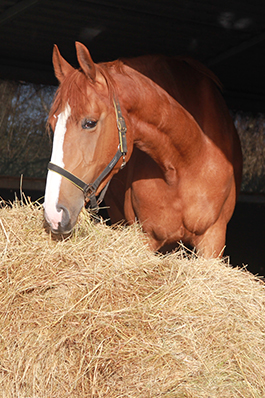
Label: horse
xmin=44 ymin=42 xmax=242 ymax=258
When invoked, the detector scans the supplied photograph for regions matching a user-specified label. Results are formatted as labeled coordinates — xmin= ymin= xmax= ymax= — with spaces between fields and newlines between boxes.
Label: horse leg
xmin=193 ymin=218 xmax=227 ymax=258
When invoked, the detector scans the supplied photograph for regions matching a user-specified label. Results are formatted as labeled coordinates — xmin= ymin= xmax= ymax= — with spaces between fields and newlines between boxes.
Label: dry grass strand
xmin=0 ymin=203 xmax=265 ymax=397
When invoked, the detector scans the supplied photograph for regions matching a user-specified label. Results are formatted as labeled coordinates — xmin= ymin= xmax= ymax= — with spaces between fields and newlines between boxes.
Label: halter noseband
xmin=47 ymin=97 xmax=127 ymax=212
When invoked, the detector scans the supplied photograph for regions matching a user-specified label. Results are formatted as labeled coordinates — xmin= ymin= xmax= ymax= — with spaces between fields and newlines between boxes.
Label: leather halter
xmin=47 ymin=97 xmax=127 ymax=211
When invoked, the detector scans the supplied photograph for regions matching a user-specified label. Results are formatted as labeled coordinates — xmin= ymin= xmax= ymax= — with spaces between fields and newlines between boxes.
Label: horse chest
xmin=127 ymin=171 xmax=221 ymax=249
xmin=127 ymin=177 xmax=184 ymax=242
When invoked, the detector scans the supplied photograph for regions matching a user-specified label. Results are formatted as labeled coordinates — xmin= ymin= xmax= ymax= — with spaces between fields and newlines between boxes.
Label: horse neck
xmin=114 ymin=65 xmax=205 ymax=175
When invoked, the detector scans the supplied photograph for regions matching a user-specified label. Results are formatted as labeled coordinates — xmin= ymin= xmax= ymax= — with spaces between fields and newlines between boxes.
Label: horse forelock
xmin=48 ymin=63 xmax=118 ymax=126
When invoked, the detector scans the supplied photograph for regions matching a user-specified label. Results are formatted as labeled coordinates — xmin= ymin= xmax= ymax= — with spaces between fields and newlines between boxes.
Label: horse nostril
xmin=56 ymin=204 xmax=71 ymax=232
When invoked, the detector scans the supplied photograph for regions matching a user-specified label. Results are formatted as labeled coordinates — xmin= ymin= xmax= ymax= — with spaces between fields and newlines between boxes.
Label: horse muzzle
xmin=44 ymin=204 xmax=75 ymax=235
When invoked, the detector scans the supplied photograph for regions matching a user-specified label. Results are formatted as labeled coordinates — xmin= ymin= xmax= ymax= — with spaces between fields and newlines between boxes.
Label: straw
xmin=0 ymin=202 xmax=264 ymax=397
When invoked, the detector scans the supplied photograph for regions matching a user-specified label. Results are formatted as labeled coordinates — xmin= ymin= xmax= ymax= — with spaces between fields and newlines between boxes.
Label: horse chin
xmin=43 ymin=217 xmax=74 ymax=237
xmin=51 ymin=225 xmax=73 ymax=236
xmin=43 ymin=204 xmax=80 ymax=237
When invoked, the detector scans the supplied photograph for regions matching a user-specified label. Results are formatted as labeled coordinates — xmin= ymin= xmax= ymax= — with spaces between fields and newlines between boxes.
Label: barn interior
xmin=0 ymin=0 xmax=264 ymax=275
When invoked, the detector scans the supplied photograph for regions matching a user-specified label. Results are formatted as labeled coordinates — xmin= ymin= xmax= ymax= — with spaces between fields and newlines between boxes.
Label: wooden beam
xmin=239 ymin=194 xmax=265 ymax=204
xmin=0 ymin=176 xmax=45 ymax=191
xmin=0 ymin=60 xmax=57 ymax=85
xmin=0 ymin=0 xmax=43 ymax=26
xmin=223 ymin=90 xmax=265 ymax=112
xmin=207 ymin=31 xmax=265 ymax=67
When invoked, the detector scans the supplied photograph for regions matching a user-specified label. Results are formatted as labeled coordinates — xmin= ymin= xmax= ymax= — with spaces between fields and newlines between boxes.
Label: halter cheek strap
xmin=47 ymin=97 xmax=127 ymax=212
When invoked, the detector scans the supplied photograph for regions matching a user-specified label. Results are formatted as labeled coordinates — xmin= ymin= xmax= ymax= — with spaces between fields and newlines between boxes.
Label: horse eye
xmin=82 ymin=119 xmax=98 ymax=130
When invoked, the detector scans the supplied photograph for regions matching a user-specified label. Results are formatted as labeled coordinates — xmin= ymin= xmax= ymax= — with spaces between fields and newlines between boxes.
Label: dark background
xmin=1 ymin=0 xmax=265 ymax=111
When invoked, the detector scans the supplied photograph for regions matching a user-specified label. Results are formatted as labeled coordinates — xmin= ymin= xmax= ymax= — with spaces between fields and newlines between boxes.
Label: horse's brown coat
xmin=45 ymin=42 xmax=242 ymax=257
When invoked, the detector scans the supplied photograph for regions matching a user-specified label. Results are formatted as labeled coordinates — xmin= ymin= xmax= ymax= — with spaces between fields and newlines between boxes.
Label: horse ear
xmin=75 ymin=42 xmax=96 ymax=81
xmin=52 ymin=44 xmax=74 ymax=82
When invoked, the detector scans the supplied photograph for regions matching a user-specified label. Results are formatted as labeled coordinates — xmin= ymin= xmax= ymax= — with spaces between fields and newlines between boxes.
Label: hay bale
xmin=234 ymin=111 xmax=265 ymax=192
xmin=0 ymin=202 xmax=265 ymax=397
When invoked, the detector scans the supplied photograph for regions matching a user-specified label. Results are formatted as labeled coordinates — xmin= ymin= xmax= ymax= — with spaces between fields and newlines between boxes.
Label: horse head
xmin=44 ymin=42 xmax=131 ymax=234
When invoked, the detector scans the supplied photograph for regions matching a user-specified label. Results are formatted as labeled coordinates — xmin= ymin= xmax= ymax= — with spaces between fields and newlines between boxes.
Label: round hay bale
xmin=0 ymin=202 xmax=265 ymax=397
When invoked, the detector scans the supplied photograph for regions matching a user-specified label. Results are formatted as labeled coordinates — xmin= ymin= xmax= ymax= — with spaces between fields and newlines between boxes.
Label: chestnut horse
xmin=44 ymin=42 xmax=242 ymax=258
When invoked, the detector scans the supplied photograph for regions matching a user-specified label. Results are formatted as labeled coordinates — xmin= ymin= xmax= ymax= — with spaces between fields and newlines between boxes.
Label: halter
xmin=47 ymin=97 xmax=127 ymax=212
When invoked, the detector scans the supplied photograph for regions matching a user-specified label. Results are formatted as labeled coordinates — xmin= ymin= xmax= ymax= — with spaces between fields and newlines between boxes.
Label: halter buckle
xmin=83 ymin=183 xmax=96 ymax=199
xmin=120 ymin=154 xmax=127 ymax=169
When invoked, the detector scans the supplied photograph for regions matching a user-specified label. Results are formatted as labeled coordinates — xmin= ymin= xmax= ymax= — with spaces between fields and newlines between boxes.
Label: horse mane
xmin=112 ymin=54 xmax=223 ymax=98
xmin=177 ymin=56 xmax=223 ymax=91
xmin=48 ymin=54 xmax=222 ymax=127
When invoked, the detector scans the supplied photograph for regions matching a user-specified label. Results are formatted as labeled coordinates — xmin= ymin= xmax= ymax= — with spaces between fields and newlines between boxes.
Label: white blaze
xmin=44 ymin=104 xmax=71 ymax=230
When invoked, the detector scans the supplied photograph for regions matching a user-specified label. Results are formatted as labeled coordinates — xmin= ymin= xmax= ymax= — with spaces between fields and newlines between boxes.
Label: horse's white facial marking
xmin=44 ymin=104 xmax=71 ymax=230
